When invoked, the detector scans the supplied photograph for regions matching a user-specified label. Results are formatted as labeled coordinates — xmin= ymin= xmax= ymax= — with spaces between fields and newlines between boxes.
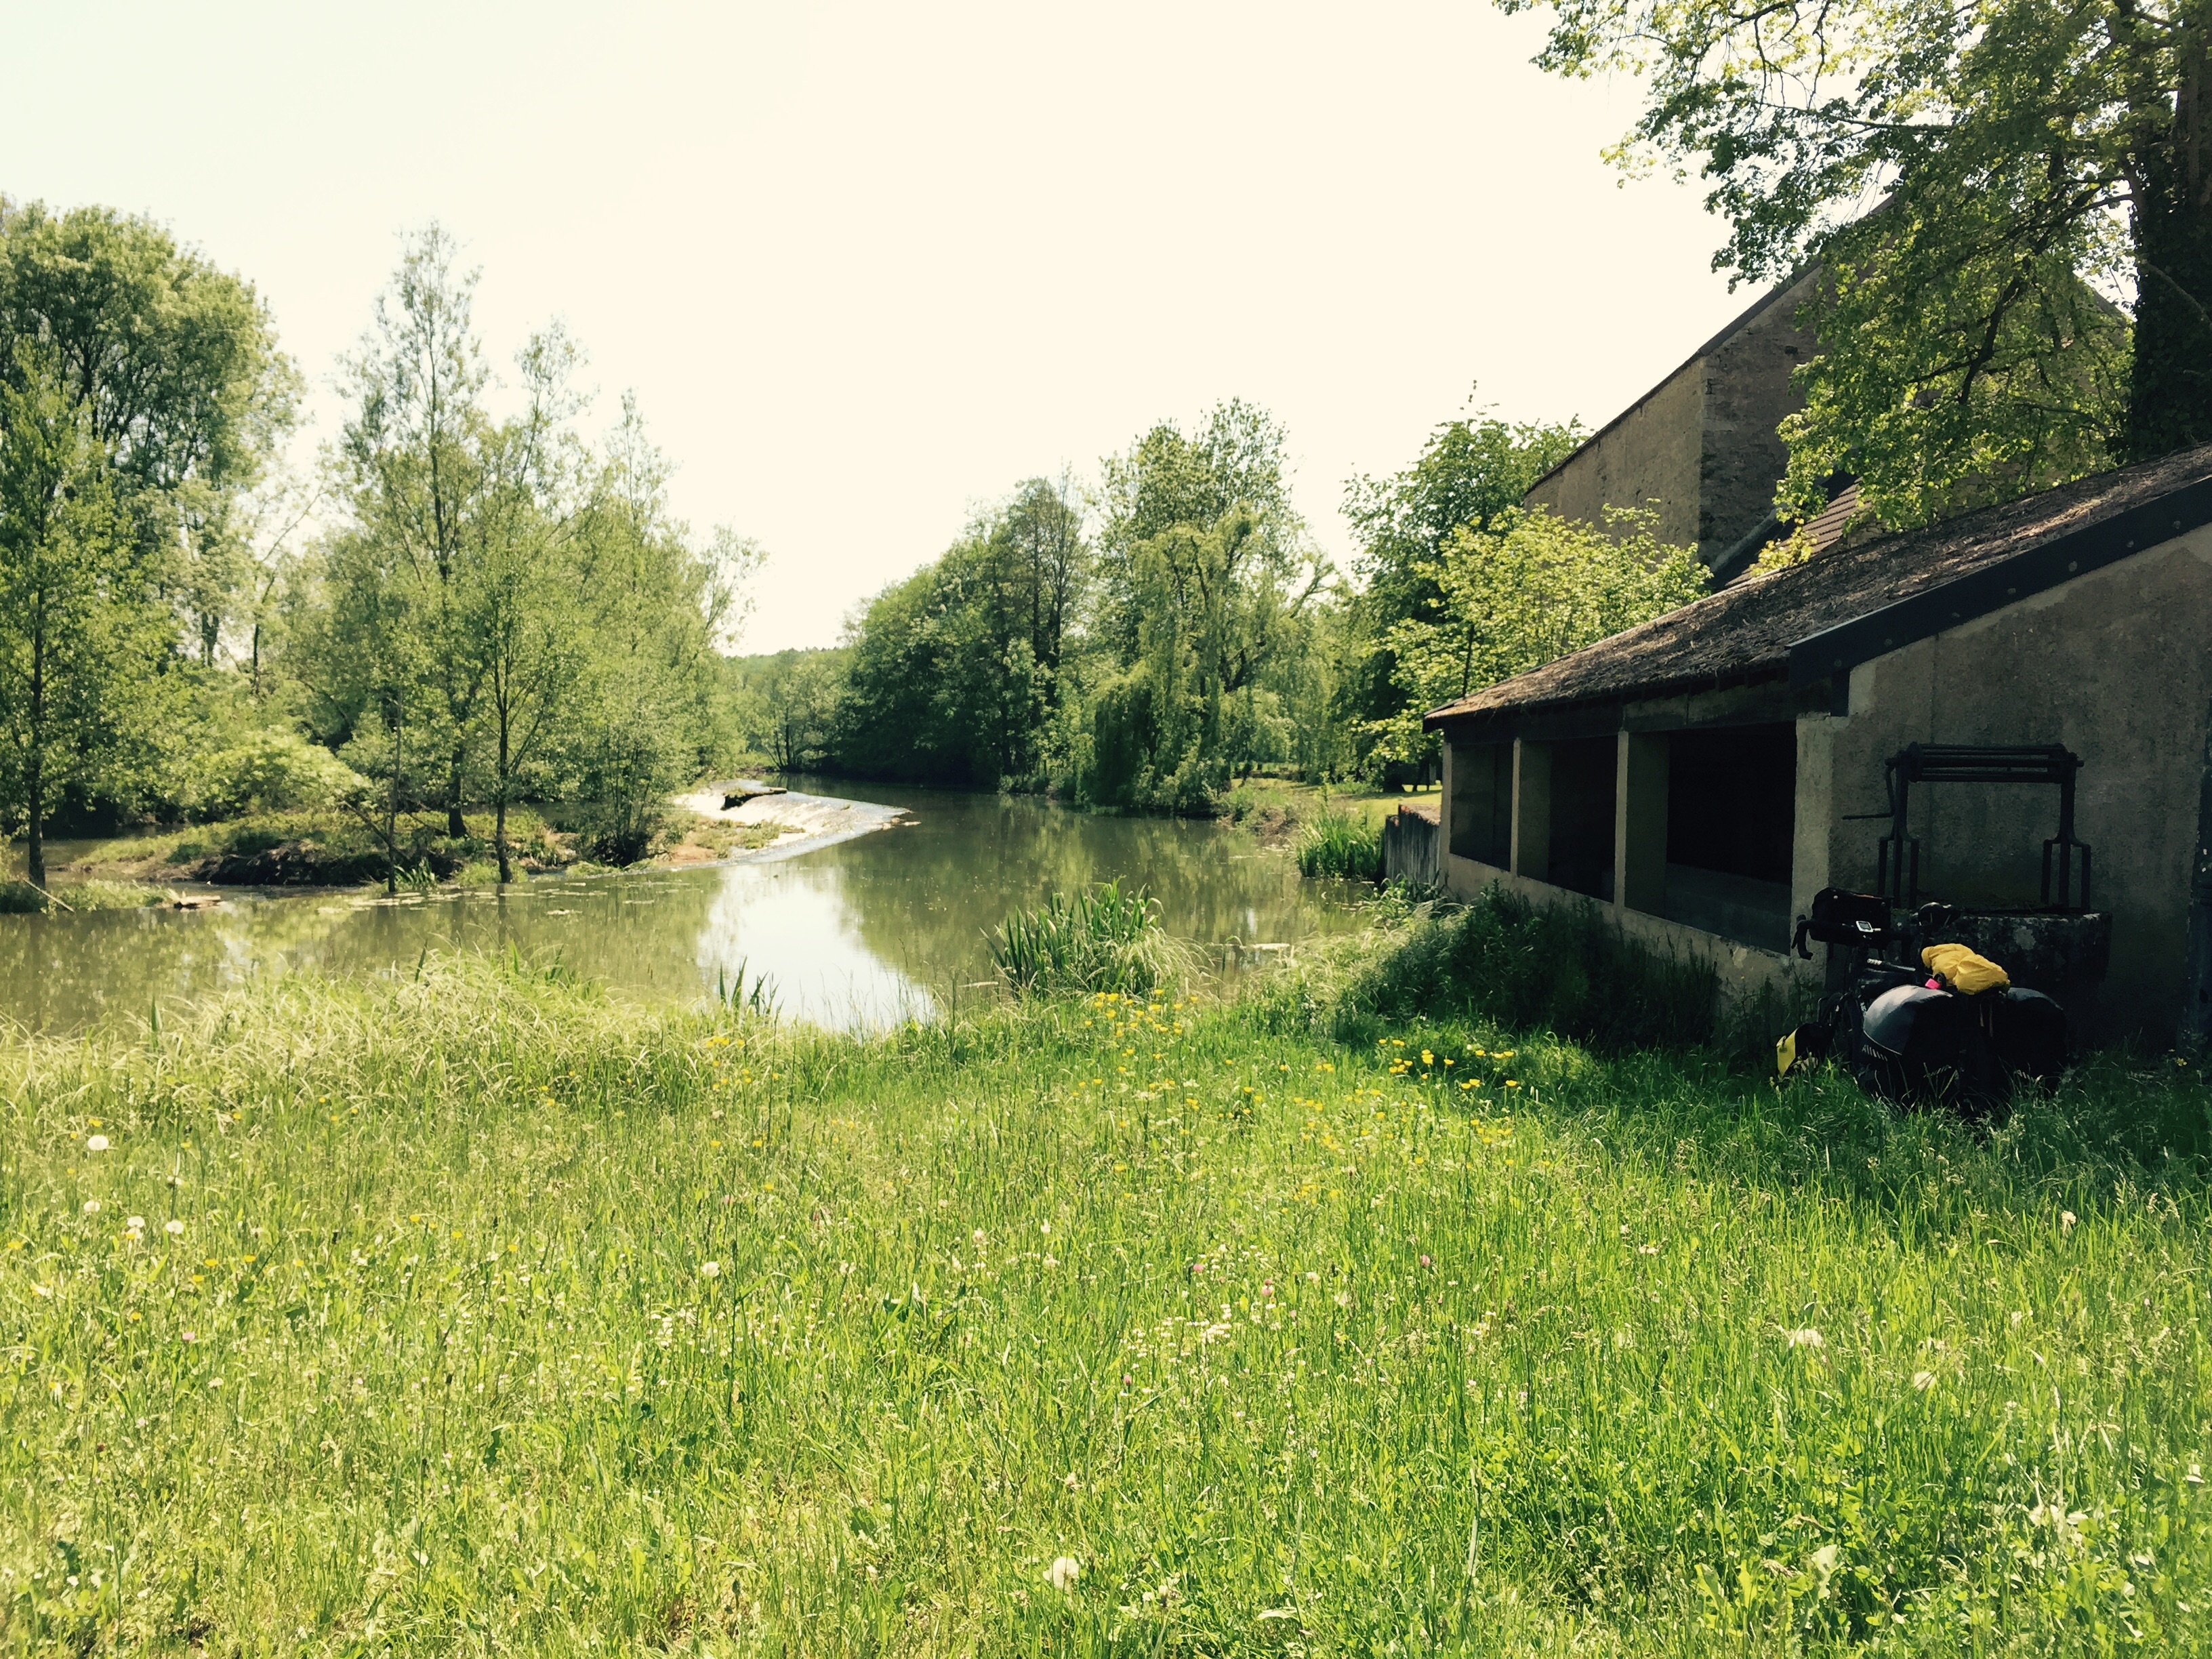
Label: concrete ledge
xmin=1442 ymin=852 xmax=1820 ymax=1006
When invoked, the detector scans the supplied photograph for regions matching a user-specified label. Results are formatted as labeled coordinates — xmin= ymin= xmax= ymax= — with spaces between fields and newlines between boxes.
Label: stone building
xmin=1523 ymin=270 xmax=1838 ymax=583
xmin=1424 ymin=445 xmax=2212 ymax=1042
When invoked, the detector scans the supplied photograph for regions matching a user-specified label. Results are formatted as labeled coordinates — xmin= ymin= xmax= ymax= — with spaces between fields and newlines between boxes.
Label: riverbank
xmin=14 ymin=787 xmax=842 ymax=902
xmin=6 ymin=941 xmax=2205 ymax=1652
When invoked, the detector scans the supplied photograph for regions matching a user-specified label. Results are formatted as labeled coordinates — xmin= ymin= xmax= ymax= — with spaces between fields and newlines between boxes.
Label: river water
xmin=2 ymin=783 xmax=1363 ymax=1033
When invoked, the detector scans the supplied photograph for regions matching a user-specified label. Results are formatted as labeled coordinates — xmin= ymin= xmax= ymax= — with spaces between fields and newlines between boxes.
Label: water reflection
xmin=1 ymin=783 xmax=1359 ymax=1033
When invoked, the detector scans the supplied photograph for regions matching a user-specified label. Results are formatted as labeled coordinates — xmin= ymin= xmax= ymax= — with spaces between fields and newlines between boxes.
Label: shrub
xmin=1329 ymin=882 xmax=1717 ymax=1053
xmin=1295 ymin=808 xmax=1385 ymax=881
xmin=991 ymin=880 xmax=1181 ymax=998
xmin=185 ymin=731 xmax=370 ymax=821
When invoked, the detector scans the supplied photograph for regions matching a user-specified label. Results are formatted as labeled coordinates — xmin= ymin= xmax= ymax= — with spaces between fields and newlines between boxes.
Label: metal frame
xmin=1872 ymin=743 xmax=2090 ymax=909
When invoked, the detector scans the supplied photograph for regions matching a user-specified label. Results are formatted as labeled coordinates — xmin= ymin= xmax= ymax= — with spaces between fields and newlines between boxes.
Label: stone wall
xmin=1523 ymin=276 xmax=1816 ymax=570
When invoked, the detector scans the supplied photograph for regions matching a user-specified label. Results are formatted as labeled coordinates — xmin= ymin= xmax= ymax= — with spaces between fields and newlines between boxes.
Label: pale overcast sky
xmin=6 ymin=3 xmax=1760 ymax=652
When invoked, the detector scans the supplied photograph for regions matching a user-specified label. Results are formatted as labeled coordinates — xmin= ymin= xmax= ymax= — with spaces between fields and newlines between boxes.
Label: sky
xmin=5 ymin=2 xmax=1764 ymax=653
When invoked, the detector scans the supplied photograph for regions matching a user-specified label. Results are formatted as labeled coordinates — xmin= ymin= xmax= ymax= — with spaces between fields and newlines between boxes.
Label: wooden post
xmin=1511 ymin=740 xmax=1550 ymax=882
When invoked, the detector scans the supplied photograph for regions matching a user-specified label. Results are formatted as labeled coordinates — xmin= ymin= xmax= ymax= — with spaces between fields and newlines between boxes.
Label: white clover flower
xmin=2061 ymin=1211 xmax=2078 ymax=1230
xmin=85 ymin=1135 xmax=109 ymax=1153
xmin=699 ymin=1261 xmax=721 ymax=1279
xmin=1046 ymin=1555 xmax=1081 ymax=1592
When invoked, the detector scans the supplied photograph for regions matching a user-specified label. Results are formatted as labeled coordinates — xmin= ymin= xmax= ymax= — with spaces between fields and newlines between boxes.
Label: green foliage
xmin=1342 ymin=408 xmax=1586 ymax=764
xmin=989 ymin=879 xmax=1175 ymax=997
xmin=1504 ymin=0 xmax=2207 ymax=520
xmin=0 ymin=878 xmax=164 ymax=914
xmin=174 ymin=729 xmax=369 ymax=821
xmin=4 ymin=959 xmax=2210 ymax=1649
xmin=1324 ymin=883 xmax=1720 ymax=1054
xmin=834 ymin=476 xmax=1084 ymax=789
xmin=1293 ymin=806 xmax=1384 ymax=881
xmin=1377 ymin=506 xmax=1706 ymax=758
xmin=731 ymin=647 xmax=846 ymax=771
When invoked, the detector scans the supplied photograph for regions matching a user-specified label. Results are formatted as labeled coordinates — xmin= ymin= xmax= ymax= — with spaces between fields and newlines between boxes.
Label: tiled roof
xmin=1426 ymin=445 xmax=2212 ymax=728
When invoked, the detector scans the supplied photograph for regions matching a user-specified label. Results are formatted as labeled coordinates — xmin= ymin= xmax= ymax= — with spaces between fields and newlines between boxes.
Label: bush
xmin=184 ymin=731 xmax=370 ymax=821
xmin=1295 ymin=808 xmax=1385 ymax=881
xmin=990 ymin=881 xmax=1181 ymax=998
xmin=1328 ymin=883 xmax=1717 ymax=1053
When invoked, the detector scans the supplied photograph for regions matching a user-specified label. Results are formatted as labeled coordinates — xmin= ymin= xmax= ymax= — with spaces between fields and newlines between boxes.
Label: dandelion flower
xmin=1912 ymin=1370 xmax=1936 ymax=1391
xmin=1785 ymin=1328 xmax=1824 ymax=1349
xmin=699 ymin=1261 xmax=721 ymax=1279
xmin=2060 ymin=1211 xmax=2077 ymax=1230
xmin=125 ymin=1216 xmax=144 ymax=1232
xmin=83 ymin=1200 xmax=100 ymax=1215
xmin=85 ymin=1134 xmax=109 ymax=1153
xmin=1046 ymin=1555 xmax=1082 ymax=1592
xmin=163 ymin=1220 xmax=185 ymax=1236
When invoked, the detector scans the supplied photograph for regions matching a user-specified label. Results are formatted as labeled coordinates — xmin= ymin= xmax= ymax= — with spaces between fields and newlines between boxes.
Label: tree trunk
xmin=447 ymin=745 xmax=466 ymax=839
xmin=386 ymin=703 xmax=404 ymax=897
xmin=25 ymin=748 xmax=43 ymax=890
xmin=2128 ymin=56 xmax=2212 ymax=460
xmin=495 ymin=712 xmax=512 ymax=884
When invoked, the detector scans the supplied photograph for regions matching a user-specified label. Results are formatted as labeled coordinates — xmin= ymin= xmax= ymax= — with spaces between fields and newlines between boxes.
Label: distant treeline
xmin=0 ymin=209 xmax=754 ymax=886
xmin=1 ymin=197 xmax=1711 ymax=890
xmin=729 ymin=405 xmax=1706 ymax=810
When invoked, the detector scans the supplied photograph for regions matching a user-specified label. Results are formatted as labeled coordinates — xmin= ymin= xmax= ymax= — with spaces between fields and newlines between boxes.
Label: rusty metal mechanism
xmin=1868 ymin=743 xmax=2091 ymax=909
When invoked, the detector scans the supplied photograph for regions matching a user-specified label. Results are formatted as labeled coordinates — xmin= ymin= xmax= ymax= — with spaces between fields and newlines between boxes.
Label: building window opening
xmin=1662 ymin=723 xmax=1795 ymax=949
xmin=1449 ymin=741 xmax=1511 ymax=867
xmin=1548 ymin=737 xmax=1618 ymax=901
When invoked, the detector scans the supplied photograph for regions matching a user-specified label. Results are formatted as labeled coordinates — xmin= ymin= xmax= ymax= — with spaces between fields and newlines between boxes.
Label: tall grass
xmin=1294 ymin=806 xmax=1384 ymax=881
xmin=989 ymin=879 xmax=1179 ymax=997
xmin=1 ymin=953 xmax=2208 ymax=1652
xmin=1320 ymin=881 xmax=1724 ymax=1054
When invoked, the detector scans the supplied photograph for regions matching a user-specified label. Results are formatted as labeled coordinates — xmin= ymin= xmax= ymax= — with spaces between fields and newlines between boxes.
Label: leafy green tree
xmin=1341 ymin=408 xmax=1586 ymax=766
xmin=1379 ymin=507 xmax=1706 ymax=756
xmin=0 ymin=201 xmax=297 ymax=559
xmin=834 ymin=476 xmax=1088 ymax=788
xmin=737 ymin=649 xmax=846 ymax=771
xmin=1504 ymin=0 xmax=2203 ymax=527
xmin=1086 ymin=403 xmax=1329 ymax=808
xmin=334 ymin=225 xmax=498 ymax=838
xmin=0 ymin=355 xmax=161 ymax=887
xmin=0 ymin=201 xmax=294 ymax=859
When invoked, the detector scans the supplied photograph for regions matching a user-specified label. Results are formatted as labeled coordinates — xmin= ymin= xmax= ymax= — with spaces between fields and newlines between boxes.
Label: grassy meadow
xmin=3 ymin=926 xmax=2209 ymax=1654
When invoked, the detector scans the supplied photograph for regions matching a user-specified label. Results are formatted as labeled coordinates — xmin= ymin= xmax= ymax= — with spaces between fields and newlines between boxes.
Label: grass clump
xmin=4 ymin=952 xmax=2211 ymax=1652
xmin=1310 ymin=881 xmax=1721 ymax=1054
xmin=1294 ymin=806 xmax=1385 ymax=881
xmin=989 ymin=879 xmax=1179 ymax=997
xmin=0 ymin=878 xmax=165 ymax=914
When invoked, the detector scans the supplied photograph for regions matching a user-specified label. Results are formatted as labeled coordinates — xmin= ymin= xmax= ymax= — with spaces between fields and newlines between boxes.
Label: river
xmin=2 ymin=782 xmax=1364 ymax=1033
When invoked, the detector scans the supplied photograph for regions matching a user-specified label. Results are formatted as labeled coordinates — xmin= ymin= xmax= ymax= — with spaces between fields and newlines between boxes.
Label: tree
xmin=0 ymin=202 xmax=294 ymax=861
xmin=832 ymin=476 xmax=1088 ymax=788
xmin=335 ymin=224 xmax=495 ymax=838
xmin=0 ymin=356 xmax=164 ymax=887
xmin=1087 ymin=403 xmax=1330 ymax=808
xmin=1378 ymin=506 xmax=1706 ymax=757
xmin=1341 ymin=407 xmax=1586 ymax=765
xmin=1506 ymin=0 xmax=2205 ymax=527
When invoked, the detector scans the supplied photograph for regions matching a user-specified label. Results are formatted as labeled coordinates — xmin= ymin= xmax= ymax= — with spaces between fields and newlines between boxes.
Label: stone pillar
xmin=1616 ymin=731 xmax=1668 ymax=916
xmin=1511 ymin=739 xmax=1550 ymax=882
